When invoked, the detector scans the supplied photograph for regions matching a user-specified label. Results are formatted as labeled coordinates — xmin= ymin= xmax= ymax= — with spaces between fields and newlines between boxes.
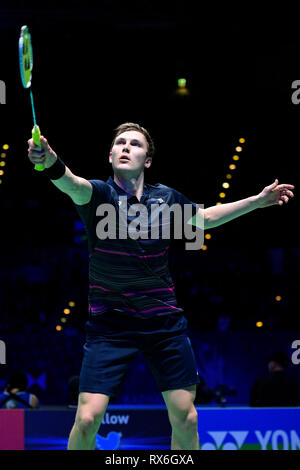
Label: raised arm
xmin=196 ymin=179 xmax=295 ymax=230
xmin=28 ymin=136 xmax=92 ymax=205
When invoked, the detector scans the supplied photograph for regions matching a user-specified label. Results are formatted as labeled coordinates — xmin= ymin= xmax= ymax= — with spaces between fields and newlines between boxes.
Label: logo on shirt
xmin=148 ymin=197 xmax=164 ymax=204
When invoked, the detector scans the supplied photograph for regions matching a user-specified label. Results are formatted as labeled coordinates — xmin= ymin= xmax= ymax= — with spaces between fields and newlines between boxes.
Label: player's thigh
xmin=75 ymin=392 xmax=110 ymax=426
xmin=143 ymin=334 xmax=199 ymax=394
xmin=162 ymin=385 xmax=197 ymax=413
xmin=162 ymin=385 xmax=197 ymax=423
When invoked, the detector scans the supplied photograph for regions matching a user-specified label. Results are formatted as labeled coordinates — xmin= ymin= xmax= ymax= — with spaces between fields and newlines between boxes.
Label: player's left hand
xmin=256 ymin=179 xmax=295 ymax=208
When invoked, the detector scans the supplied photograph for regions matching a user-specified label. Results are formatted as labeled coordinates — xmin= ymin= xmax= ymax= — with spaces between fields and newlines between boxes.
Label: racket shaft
xmin=32 ymin=125 xmax=44 ymax=171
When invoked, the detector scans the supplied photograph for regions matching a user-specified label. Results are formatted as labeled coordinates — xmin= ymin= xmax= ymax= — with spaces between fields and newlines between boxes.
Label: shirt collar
xmin=107 ymin=176 xmax=149 ymax=201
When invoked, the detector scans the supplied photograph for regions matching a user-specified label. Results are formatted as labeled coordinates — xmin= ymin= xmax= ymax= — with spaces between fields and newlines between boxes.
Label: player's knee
xmin=186 ymin=409 xmax=198 ymax=430
xmin=75 ymin=413 xmax=101 ymax=437
xmin=170 ymin=407 xmax=198 ymax=431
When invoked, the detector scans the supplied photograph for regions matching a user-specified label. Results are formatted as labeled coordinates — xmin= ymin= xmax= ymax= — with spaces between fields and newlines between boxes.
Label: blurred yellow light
xmin=219 ymin=192 xmax=226 ymax=198
xmin=275 ymin=295 xmax=282 ymax=302
xmin=233 ymin=155 xmax=239 ymax=161
xmin=176 ymin=87 xmax=190 ymax=96
xmin=239 ymin=138 xmax=245 ymax=143
xmin=256 ymin=321 xmax=263 ymax=328
xmin=226 ymin=174 xmax=232 ymax=179
xmin=201 ymin=244 xmax=208 ymax=251
xmin=229 ymin=164 xmax=236 ymax=170
xmin=61 ymin=317 xmax=67 ymax=323
xmin=2 ymin=145 xmax=9 ymax=150
xmin=0 ymin=161 xmax=5 ymax=167
xmin=56 ymin=325 xmax=62 ymax=331
xmin=63 ymin=308 xmax=71 ymax=314
xmin=1 ymin=153 xmax=6 ymax=158
xmin=0 ymin=180 xmax=2 ymax=184
xmin=205 ymin=233 xmax=211 ymax=239
xmin=222 ymin=182 xmax=230 ymax=189
xmin=216 ymin=202 xmax=222 ymax=205
xmin=235 ymin=146 xmax=242 ymax=152
xmin=68 ymin=301 xmax=76 ymax=307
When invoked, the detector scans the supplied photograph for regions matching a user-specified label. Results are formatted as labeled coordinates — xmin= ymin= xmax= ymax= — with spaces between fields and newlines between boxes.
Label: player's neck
xmin=113 ymin=172 xmax=144 ymax=201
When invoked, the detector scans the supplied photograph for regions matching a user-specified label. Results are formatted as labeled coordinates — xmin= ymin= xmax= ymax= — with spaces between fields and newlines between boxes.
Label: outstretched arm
xmin=202 ymin=179 xmax=295 ymax=230
xmin=28 ymin=136 xmax=92 ymax=205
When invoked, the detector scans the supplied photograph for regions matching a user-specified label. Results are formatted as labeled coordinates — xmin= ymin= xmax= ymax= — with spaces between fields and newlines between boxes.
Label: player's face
xmin=109 ymin=131 xmax=152 ymax=176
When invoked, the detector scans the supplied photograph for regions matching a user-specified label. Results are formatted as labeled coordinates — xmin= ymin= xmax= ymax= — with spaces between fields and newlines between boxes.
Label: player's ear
xmin=144 ymin=156 xmax=152 ymax=169
xmin=109 ymin=151 xmax=112 ymax=164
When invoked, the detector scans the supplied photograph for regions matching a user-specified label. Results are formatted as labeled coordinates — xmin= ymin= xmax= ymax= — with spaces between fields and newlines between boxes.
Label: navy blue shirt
xmin=75 ymin=177 xmax=198 ymax=321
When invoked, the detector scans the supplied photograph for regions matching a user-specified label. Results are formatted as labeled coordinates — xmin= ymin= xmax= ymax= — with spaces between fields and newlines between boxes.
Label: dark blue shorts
xmin=79 ymin=311 xmax=200 ymax=397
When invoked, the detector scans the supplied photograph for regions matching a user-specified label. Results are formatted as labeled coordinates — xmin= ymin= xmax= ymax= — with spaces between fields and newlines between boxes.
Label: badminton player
xmin=28 ymin=122 xmax=294 ymax=450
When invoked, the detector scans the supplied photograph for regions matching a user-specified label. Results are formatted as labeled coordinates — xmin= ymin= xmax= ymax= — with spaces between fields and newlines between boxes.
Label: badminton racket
xmin=19 ymin=25 xmax=44 ymax=171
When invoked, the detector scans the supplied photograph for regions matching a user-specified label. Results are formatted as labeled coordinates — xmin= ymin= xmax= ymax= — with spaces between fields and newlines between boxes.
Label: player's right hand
xmin=27 ymin=135 xmax=58 ymax=169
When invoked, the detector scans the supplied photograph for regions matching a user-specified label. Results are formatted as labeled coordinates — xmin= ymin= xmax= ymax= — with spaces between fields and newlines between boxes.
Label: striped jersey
xmin=75 ymin=177 xmax=198 ymax=319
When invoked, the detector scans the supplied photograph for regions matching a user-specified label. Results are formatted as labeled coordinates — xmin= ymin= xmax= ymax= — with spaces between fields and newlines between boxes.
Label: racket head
xmin=18 ymin=25 xmax=33 ymax=89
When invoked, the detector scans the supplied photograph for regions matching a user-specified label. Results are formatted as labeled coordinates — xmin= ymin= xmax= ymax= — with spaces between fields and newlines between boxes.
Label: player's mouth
xmin=119 ymin=155 xmax=130 ymax=162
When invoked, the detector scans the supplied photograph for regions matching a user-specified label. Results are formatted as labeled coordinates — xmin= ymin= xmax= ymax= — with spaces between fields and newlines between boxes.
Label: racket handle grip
xmin=32 ymin=125 xmax=45 ymax=172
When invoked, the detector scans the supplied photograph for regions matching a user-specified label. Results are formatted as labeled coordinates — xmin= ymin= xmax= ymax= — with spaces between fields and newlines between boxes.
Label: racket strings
xmin=23 ymin=38 xmax=32 ymax=73
xmin=23 ymin=40 xmax=28 ymax=55
xmin=24 ymin=56 xmax=31 ymax=72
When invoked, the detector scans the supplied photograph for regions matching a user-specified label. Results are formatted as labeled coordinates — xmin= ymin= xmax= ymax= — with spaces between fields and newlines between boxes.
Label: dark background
xmin=0 ymin=2 xmax=299 ymax=406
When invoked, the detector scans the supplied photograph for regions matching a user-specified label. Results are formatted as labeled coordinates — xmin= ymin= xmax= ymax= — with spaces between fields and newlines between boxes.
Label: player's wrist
xmin=251 ymin=194 xmax=263 ymax=209
xmin=43 ymin=155 xmax=66 ymax=179
xmin=44 ymin=152 xmax=57 ymax=169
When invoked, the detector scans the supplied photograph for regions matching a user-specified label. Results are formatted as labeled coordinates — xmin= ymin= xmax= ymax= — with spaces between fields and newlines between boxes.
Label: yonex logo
xmin=147 ymin=197 xmax=164 ymax=204
xmin=149 ymin=198 xmax=164 ymax=204
xmin=0 ymin=80 xmax=5 ymax=104
xmin=201 ymin=431 xmax=248 ymax=450
xmin=200 ymin=429 xmax=300 ymax=450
